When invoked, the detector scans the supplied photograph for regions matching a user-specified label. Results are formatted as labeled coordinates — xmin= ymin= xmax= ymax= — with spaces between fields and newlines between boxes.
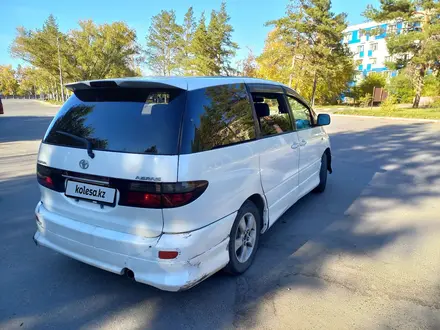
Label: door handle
xmin=291 ymin=143 xmax=300 ymax=149
xmin=299 ymin=139 xmax=307 ymax=146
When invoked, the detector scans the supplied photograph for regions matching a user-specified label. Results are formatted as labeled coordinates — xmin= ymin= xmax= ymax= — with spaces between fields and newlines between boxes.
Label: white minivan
xmin=34 ymin=77 xmax=332 ymax=291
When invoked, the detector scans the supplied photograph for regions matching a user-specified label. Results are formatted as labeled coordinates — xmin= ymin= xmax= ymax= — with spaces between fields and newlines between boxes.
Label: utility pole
xmin=57 ymin=35 xmax=65 ymax=102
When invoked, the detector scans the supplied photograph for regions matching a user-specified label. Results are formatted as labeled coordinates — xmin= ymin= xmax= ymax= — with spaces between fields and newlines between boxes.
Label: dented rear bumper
xmin=34 ymin=202 xmax=236 ymax=291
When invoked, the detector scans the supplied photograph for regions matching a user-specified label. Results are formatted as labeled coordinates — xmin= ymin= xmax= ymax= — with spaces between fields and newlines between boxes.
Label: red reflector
xmin=127 ymin=191 xmax=161 ymax=208
xmin=162 ymin=192 xmax=194 ymax=208
xmin=158 ymin=251 xmax=179 ymax=259
xmin=45 ymin=176 xmax=53 ymax=186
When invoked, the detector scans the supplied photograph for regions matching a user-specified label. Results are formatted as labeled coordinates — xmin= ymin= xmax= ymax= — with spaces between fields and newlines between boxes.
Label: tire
xmin=313 ymin=152 xmax=328 ymax=193
xmin=224 ymin=201 xmax=261 ymax=275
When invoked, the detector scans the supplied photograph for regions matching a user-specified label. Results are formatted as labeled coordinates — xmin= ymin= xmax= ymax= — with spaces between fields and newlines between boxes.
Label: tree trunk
xmin=311 ymin=71 xmax=318 ymax=107
xmin=412 ymin=66 xmax=426 ymax=108
xmin=288 ymin=54 xmax=296 ymax=87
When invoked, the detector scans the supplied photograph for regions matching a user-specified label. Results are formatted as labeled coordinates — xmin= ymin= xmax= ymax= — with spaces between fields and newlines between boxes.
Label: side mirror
xmin=317 ymin=113 xmax=331 ymax=126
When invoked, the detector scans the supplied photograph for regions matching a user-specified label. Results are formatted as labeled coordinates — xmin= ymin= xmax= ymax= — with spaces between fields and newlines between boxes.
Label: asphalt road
xmin=1 ymin=99 xmax=440 ymax=330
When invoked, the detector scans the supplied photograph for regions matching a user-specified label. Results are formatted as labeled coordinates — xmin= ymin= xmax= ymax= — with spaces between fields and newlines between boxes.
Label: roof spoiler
xmin=65 ymin=79 xmax=187 ymax=91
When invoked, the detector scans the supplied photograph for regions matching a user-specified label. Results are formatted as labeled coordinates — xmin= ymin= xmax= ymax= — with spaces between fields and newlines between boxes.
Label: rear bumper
xmin=34 ymin=202 xmax=236 ymax=291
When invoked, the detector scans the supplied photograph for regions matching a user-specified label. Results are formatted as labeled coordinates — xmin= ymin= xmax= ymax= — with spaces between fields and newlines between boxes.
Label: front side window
xmin=286 ymin=96 xmax=313 ymax=130
xmin=370 ymin=43 xmax=378 ymax=51
xmin=180 ymin=83 xmax=256 ymax=154
xmin=357 ymin=45 xmax=364 ymax=53
xmin=252 ymin=93 xmax=293 ymax=137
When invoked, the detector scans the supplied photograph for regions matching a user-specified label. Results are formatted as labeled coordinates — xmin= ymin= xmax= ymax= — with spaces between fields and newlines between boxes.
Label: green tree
xmin=16 ymin=65 xmax=38 ymax=97
xmin=207 ymin=2 xmax=239 ymax=75
xmin=359 ymin=72 xmax=386 ymax=96
xmin=11 ymin=15 xmax=140 ymax=95
xmin=177 ymin=7 xmax=196 ymax=74
xmin=0 ymin=65 xmax=19 ymax=97
xmin=349 ymin=72 xmax=387 ymax=101
xmin=364 ymin=0 xmax=440 ymax=108
xmin=68 ymin=20 xmax=140 ymax=80
xmin=256 ymin=29 xmax=294 ymax=84
xmin=11 ymin=15 xmax=62 ymax=83
xmin=387 ymin=71 xmax=415 ymax=102
xmin=186 ymin=12 xmax=213 ymax=75
xmin=187 ymin=2 xmax=238 ymax=75
xmin=422 ymin=74 xmax=440 ymax=97
xmin=238 ymin=49 xmax=258 ymax=77
xmin=145 ymin=10 xmax=182 ymax=75
xmin=266 ymin=0 xmax=354 ymax=106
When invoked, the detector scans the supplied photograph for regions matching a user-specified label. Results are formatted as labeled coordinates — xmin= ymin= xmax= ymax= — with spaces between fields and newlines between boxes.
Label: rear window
xmin=43 ymin=88 xmax=186 ymax=155
xmin=180 ymin=83 xmax=256 ymax=154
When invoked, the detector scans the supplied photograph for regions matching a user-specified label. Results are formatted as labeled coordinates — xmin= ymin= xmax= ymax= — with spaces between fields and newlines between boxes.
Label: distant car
xmin=33 ymin=77 xmax=332 ymax=291
xmin=0 ymin=97 xmax=3 ymax=114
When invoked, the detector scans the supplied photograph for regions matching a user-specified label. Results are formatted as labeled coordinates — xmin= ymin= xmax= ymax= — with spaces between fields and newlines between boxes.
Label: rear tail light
xmin=37 ymin=164 xmax=208 ymax=209
xmin=126 ymin=191 xmax=162 ymax=208
xmin=119 ymin=181 xmax=208 ymax=209
xmin=36 ymin=164 xmax=64 ymax=192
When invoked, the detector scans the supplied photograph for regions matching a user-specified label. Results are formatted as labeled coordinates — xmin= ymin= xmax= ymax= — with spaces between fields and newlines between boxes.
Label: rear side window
xmin=43 ymin=88 xmax=186 ymax=155
xmin=180 ymin=84 xmax=256 ymax=154
xmin=252 ymin=93 xmax=293 ymax=137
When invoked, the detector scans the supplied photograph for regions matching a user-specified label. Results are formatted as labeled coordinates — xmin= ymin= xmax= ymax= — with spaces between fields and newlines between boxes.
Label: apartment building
xmin=343 ymin=21 xmax=404 ymax=82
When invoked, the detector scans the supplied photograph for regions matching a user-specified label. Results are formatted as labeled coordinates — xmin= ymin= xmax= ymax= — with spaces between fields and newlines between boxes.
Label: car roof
xmin=65 ymin=76 xmax=310 ymax=107
xmin=65 ymin=76 xmax=286 ymax=91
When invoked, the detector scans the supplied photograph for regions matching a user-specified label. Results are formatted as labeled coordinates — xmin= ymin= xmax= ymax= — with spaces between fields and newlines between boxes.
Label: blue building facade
xmin=343 ymin=21 xmax=402 ymax=82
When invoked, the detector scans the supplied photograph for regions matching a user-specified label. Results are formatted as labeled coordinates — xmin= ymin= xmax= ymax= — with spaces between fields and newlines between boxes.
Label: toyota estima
xmin=34 ymin=77 xmax=332 ymax=291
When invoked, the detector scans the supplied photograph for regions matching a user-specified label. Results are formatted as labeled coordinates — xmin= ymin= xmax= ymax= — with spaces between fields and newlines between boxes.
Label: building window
xmin=387 ymin=24 xmax=397 ymax=34
xmin=370 ymin=58 xmax=377 ymax=65
xmin=370 ymin=43 xmax=378 ymax=51
xmin=359 ymin=29 xmax=365 ymax=38
xmin=385 ymin=56 xmax=392 ymax=62
xmin=357 ymin=45 xmax=364 ymax=53
xmin=343 ymin=33 xmax=351 ymax=43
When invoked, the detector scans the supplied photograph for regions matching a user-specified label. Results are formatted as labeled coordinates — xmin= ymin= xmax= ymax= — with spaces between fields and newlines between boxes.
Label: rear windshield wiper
xmin=56 ymin=131 xmax=95 ymax=159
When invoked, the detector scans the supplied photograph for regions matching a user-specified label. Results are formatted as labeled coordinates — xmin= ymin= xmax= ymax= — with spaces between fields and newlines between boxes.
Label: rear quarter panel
xmin=163 ymin=141 xmax=263 ymax=233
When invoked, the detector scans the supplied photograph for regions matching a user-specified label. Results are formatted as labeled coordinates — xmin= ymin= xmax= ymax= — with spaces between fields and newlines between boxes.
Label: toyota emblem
xmin=79 ymin=159 xmax=89 ymax=170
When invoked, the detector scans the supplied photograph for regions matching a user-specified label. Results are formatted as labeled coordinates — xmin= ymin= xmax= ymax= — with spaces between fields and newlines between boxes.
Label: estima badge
xmin=79 ymin=159 xmax=89 ymax=169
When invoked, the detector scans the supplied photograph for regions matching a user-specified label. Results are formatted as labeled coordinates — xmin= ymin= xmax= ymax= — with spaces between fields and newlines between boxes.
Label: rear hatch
xmin=37 ymin=86 xmax=186 ymax=237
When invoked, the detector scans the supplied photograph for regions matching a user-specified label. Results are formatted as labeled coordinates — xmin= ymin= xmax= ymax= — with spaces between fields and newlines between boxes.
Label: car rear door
xmin=37 ymin=86 xmax=186 ymax=238
xmin=285 ymin=91 xmax=325 ymax=198
xmin=248 ymin=84 xmax=300 ymax=226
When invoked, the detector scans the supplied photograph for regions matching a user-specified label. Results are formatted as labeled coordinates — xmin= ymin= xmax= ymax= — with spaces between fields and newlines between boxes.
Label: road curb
xmin=331 ymin=114 xmax=440 ymax=123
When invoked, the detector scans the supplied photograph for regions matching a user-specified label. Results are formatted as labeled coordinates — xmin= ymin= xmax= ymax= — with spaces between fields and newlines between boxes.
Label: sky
xmin=1 ymin=0 xmax=379 ymax=70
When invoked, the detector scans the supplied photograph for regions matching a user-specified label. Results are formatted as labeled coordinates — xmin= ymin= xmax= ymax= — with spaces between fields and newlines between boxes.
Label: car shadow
xmin=1 ymin=121 xmax=439 ymax=329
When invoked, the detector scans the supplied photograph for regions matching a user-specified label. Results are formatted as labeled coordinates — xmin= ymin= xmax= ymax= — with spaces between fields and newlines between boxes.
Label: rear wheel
xmin=313 ymin=152 xmax=328 ymax=193
xmin=224 ymin=201 xmax=261 ymax=275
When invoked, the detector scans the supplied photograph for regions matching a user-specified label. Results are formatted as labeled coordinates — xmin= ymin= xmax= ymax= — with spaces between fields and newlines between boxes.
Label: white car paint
xmin=34 ymin=76 xmax=331 ymax=291
xmin=257 ymin=132 xmax=301 ymax=228
xmin=166 ymin=141 xmax=264 ymax=233
xmin=297 ymin=126 xmax=329 ymax=199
